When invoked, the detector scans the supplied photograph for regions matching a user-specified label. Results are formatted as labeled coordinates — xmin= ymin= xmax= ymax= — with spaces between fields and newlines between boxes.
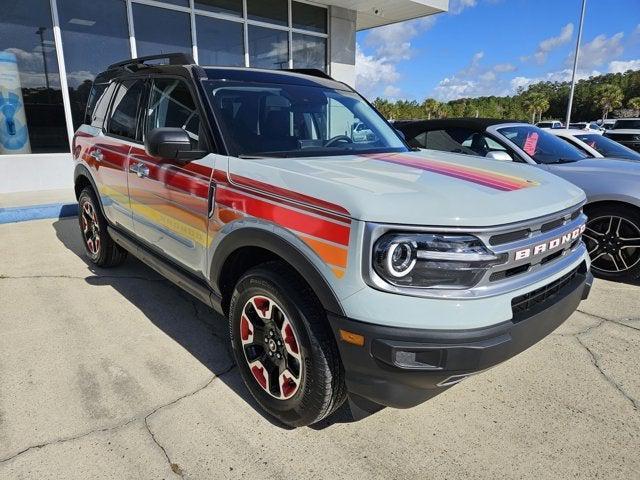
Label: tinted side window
xmin=107 ymin=80 xmax=145 ymax=140
xmin=90 ymin=82 xmax=117 ymax=129
xmin=146 ymin=79 xmax=202 ymax=149
xmin=424 ymin=128 xmax=477 ymax=155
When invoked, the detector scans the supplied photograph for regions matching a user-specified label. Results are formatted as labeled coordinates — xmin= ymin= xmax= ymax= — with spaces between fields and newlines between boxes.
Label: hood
xmin=227 ymin=150 xmax=586 ymax=227
xmin=606 ymin=129 xmax=640 ymax=135
xmin=550 ymin=157 xmax=640 ymax=175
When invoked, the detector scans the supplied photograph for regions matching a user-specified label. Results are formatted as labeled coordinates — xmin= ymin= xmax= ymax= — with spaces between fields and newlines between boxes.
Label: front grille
xmin=511 ymin=264 xmax=583 ymax=317
xmin=489 ymin=228 xmax=530 ymax=246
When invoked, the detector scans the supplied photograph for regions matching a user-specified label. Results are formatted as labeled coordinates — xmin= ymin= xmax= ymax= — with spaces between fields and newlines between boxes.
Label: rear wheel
xmin=583 ymin=204 xmax=640 ymax=281
xmin=78 ymin=187 xmax=127 ymax=267
xmin=229 ymin=262 xmax=346 ymax=427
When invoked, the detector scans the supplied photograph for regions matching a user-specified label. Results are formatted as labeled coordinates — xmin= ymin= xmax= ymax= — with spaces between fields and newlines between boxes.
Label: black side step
xmin=108 ymin=226 xmax=223 ymax=315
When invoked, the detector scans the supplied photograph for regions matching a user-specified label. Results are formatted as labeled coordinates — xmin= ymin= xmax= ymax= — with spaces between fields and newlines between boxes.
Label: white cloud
xmin=509 ymin=68 xmax=601 ymax=92
xmin=449 ymin=0 xmax=478 ymax=15
xmin=355 ymin=44 xmax=401 ymax=98
xmin=608 ymin=58 xmax=640 ymax=73
xmin=383 ymin=85 xmax=402 ymax=98
xmin=523 ymin=23 xmax=574 ymax=64
xmin=493 ymin=63 xmax=517 ymax=73
xmin=432 ymin=51 xmax=519 ymax=100
xmin=575 ymin=32 xmax=624 ymax=68
xmin=364 ymin=17 xmax=436 ymax=62
xmin=357 ymin=17 xmax=437 ymax=98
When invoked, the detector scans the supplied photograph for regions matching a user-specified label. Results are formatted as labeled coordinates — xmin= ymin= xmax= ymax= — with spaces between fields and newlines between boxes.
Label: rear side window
xmin=107 ymin=80 xmax=145 ymax=141
xmin=89 ymin=83 xmax=117 ymax=129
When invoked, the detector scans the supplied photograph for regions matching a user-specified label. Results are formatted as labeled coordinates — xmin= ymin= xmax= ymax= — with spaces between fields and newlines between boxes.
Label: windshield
xmin=202 ymin=81 xmax=408 ymax=158
xmin=497 ymin=125 xmax=589 ymax=164
xmin=575 ymin=133 xmax=640 ymax=160
xmin=612 ymin=119 xmax=640 ymax=129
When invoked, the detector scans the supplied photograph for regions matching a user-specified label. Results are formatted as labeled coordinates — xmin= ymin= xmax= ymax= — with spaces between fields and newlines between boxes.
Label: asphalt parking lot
xmin=0 ymin=217 xmax=638 ymax=479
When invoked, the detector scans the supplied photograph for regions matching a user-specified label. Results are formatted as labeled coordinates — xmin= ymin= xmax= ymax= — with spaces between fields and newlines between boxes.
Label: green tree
xmin=597 ymin=84 xmax=624 ymax=119
xmin=422 ymin=98 xmax=440 ymax=119
xmin=628 ymin=96 xmax=640 ymax=113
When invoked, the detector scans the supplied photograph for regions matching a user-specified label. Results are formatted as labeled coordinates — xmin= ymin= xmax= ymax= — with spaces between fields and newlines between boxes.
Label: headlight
xmin=373 ymin=233 xmax=507 ymax=289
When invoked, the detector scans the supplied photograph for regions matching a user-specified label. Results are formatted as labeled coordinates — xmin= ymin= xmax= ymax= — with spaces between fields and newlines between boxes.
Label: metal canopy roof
xmin=318 ymin=0 xmax=448 ymax=30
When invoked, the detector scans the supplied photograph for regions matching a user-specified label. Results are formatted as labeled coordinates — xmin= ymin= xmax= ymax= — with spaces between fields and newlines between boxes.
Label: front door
xmin=128 ymin=77 xmax=217 ymax=274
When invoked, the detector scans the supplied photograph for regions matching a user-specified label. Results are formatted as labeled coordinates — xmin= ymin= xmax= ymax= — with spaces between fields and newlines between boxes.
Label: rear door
xmin=79 ymin=79 xmax=146 ymax=232
xmin=128 ymin=77 xmax=218 ymax=274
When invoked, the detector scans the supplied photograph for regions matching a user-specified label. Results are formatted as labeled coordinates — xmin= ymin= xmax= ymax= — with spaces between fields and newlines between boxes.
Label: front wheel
xmin=229 ymin=262 xmax=346 ymax=427
xmin=583 ymin=204 xmax=640 ymax=282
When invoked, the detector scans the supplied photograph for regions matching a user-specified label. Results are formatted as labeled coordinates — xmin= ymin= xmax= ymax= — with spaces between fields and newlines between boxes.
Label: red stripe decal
xmin=216 ymin=186 xmax=350 ymax=246
xmin=364 ymin=153 xmax=533 ymax=191
xmin=229 ymin=173 xmax=351 ymax=217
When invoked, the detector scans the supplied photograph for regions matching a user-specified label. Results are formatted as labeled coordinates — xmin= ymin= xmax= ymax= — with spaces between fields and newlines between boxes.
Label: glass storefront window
xmin=292 ymin=33 xmax=326 ymax=71
xmin=196 ymin=16 xmax=245 ymax=67
xmin=292 ymin=2 xmax=327 ymax=33
xmin=132 ymin=3 xmax=192 ymax=57
xmin=58 ymin=0 xmax=130 ymax=130
xmin=156 ymin=0 xmax=190 ymax=6
xmin=195 ymin=0 xmax=243 ymax=17
xmin=247 ymin=0 xmax=288 ymax=27
xmin=248 ymin=25 xmax=289 ymax=69
xmin=0 ymin=0 xmax=69 ymax=154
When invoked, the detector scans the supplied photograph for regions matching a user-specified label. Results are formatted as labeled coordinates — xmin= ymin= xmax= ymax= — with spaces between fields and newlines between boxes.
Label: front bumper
xmin=329 ymin=263 xmax=592 ymax=411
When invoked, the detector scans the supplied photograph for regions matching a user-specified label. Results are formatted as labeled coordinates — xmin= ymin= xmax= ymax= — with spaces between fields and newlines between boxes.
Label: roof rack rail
xmin=286 ymin=68 xmax=334 ymax=81
xmin=108 ymin=53 xmax=194 ymax=70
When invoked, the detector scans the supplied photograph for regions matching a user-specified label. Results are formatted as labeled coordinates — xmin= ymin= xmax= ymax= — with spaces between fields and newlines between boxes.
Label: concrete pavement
xmin=0 ymin=218 xmax=638 ymax=479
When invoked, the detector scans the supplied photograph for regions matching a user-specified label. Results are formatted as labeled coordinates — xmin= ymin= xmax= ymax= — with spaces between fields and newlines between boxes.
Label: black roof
xmin=394 ymin=117 xmax=527 ymax=136
xmin=95 ymin=52 xmax=350 ymax=91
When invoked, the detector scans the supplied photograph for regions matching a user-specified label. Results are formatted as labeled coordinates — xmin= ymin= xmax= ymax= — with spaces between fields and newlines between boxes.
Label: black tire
xmin=78 ymin=187 xmax=127 ymax=268
xmin=584 ymin=203 xmax=640 ymax=282
xmin=229 ymin=261 xmax=346 ymax=427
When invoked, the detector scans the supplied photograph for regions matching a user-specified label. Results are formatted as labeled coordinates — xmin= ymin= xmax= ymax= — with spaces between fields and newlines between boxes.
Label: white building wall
xmin=328 ymin=6 xmax=356 ymax=87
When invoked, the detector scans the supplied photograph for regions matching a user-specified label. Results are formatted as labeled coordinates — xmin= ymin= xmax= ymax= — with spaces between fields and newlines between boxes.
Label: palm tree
xmin=535 ymin=96 xmax=550 ymax=123
xmin=422 ymin=98 xmax=440 ymax=119
xmin=628 ymin=97 xmax=640 ymax=114
xmin=522 ymin=93 xmax=549 ymax=123
xmin=596 ymin=84 xmax=624 ymax=119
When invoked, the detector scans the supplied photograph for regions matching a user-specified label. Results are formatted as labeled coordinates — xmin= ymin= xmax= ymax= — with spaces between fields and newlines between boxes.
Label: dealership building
xmin=0 ymin=0 xmax=447 ymax=195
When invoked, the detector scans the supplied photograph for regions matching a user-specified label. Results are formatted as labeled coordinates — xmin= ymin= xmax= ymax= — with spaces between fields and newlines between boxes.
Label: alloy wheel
xmin=80 ymin=200 xmax=101 ymax=256
xmin=239 ymin=295 xmax=303 ymax=399
xmin=583 ymin=215 xmax=640 ymax=273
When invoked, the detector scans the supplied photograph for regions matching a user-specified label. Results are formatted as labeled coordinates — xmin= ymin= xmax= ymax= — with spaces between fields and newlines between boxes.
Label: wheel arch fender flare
xmin=209 ymin=226 xmax=345 ymax=316
xmin=73 ymin=164 xmax=106 ymax=211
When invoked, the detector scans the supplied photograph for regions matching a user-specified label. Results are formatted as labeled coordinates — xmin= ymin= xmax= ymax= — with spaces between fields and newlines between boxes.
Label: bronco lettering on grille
xmin=514 ymin=224 xmax=586 ymax=261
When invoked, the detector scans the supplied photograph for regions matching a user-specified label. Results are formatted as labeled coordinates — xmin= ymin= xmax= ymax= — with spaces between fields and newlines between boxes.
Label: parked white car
xmin=568 ymin=122 xmax=604 ymax=133
xmin=549 ymin=129 xmax=640 ymax=161
xmin=536 ymin=120 xmax=563 ymax=129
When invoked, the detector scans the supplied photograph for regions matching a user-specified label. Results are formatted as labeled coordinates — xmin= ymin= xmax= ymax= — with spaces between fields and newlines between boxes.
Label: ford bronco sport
xmin=73 ymin=54 xmax=592 ymax=427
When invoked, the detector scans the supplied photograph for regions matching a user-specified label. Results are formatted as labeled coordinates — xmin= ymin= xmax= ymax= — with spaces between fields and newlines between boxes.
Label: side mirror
xmin=145 ymin=127 xmax=206 ymax=161
xmin=486 ymin=150 xmax=512 ymax=161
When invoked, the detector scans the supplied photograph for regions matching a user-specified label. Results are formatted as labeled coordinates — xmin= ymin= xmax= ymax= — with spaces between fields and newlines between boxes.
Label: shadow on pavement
xmin=53 ymin=218 xmax=355 ymax=430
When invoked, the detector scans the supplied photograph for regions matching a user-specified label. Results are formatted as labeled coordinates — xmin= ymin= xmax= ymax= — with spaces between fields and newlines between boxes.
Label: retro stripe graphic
xmin=215 ymin=174 xmax=351 ymax=278
xmin=363 ymin=152 xmax=538 ymax=191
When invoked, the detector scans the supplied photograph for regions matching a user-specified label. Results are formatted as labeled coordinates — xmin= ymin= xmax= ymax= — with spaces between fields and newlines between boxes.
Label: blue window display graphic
xmin=0 ymin=51 xmax=32 ymax=154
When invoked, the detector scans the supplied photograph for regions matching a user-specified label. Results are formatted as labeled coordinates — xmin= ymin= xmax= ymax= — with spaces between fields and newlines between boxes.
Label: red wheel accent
xmin=251 ymin=364 xmax=268 ymax=389
xmin=280 ymin=372 xmax=298 ymax=399
xmin=240 ymin=315 xmax=253 ymax=342
xmin=282 ymin=322 xmax=299 ymax=355
xmin=253 ymin=297 xmax=271 ymax=317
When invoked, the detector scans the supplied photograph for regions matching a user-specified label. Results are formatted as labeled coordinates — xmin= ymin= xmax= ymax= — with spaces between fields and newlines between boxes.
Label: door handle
xmin=89 ymin=149 xmax=103 ymax=162
xmin=129 ymin=162 xmax=149 ymax=178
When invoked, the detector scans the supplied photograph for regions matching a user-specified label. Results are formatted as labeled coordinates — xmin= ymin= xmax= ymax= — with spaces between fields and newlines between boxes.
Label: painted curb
xmin=0 ymin=203 xmax=78 ymax=224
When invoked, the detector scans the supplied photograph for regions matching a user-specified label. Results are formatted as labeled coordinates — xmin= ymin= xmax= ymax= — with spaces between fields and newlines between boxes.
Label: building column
xmin=328 ymin=6 xmax=356 ymax=86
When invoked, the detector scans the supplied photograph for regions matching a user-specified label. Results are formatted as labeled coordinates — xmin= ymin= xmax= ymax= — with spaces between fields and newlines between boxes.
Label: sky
xmin=355 ymin=0 xmax=640 ymax=101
